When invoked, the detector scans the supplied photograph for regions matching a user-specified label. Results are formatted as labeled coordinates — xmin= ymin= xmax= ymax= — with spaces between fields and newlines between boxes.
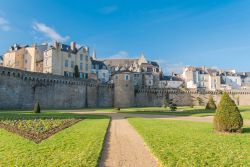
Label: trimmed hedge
xmin=33 ymin=102 xmax=41 ymax=113
xmin=213 ymin=92 xmax=243 ymax=133
xmin=205 ymin=95 xmax=217 ymax=110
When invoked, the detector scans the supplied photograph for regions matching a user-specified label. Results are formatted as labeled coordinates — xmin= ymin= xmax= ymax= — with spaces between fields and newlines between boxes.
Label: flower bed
xmin=0 ymin=118 xmax=82 ymax=143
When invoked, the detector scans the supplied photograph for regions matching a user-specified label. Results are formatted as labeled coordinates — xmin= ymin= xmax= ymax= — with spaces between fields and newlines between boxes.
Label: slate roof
xmin=148 ymin=61 xmax=159 ymax=67
xmin=91 ymin=58 xmax=107 ymax=70
xmin=162 ymin=76 xmax=183 ymax=81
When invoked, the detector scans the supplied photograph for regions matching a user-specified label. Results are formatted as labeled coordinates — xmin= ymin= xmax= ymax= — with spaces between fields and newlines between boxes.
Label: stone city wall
xmin=135 ymin=88 xmax=250 ymax=107
xmin=1 ymin=66 xmax=250 ymax=109
xmin=0 ymin=67 xmax=114 ymax=109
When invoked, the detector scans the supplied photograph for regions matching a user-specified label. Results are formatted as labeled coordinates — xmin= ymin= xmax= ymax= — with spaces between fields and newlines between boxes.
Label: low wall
xmin=135 ymin=88 xmax=250 ymax=107
xmin=0 ymin=67 xmax=114 ymax=109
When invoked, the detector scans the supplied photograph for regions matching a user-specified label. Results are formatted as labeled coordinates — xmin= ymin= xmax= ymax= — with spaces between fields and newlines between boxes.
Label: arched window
xmin=124 ymin=74 xmax=130 ymax=81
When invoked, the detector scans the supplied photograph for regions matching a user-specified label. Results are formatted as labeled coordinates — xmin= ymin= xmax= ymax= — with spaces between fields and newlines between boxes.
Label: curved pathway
xmin=73 ymin=111 xmax=250 ymax=167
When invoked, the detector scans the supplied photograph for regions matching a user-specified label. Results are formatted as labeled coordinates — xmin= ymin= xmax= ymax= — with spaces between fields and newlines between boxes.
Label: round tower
xmin=113 ymin=71 xmax=135 ymax=108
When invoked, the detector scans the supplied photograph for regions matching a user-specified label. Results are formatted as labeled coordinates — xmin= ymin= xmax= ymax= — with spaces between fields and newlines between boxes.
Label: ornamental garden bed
xmin=0 ymin=118 xmax=82 ymax=143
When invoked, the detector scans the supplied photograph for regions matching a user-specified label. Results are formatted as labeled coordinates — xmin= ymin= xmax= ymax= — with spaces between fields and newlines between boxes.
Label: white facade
xmin=222 ymin=76 xmax=241 ymax=89
xmin=97 ymin=69 xmax=110 ymax=83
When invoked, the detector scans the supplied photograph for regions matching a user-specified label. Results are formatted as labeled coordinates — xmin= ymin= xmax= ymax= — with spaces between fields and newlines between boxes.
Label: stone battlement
xmin=0 ymin=66 xmax=113 ymax=88
xmin=1 ymin=66 xmax=250 ymax=109
xmin=137 ymin=87 xmax=250 ymax=95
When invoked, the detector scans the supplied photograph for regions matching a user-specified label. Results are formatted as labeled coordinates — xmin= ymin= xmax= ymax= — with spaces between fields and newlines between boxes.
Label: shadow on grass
xmin=121 ymin=109 xmax=216 ymax=117
xmin=242 ymin=128 xmax=250 ymax=133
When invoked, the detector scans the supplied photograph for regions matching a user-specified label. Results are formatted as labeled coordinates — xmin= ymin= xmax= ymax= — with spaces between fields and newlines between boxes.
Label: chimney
xmin=92 ymin=48 xmax=97 ymax=60
xmin=70 ymin=41 xmax=76 ymax=51
xmin=54 ymin=41 xmax=59 ymax=49
xmin=202 ymin=65 xmax=205 ymax=71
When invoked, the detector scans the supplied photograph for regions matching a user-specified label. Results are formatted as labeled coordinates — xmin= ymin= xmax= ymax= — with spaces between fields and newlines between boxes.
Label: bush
xmin=34 ymin=102 xmax=41 ymax=113
xmin=213 ymin=92 xmax=243 ymax=133
xmin=169 ymin=103 xmax=177 ymax=111
xmin=74 ymin=65 xmax=80 ymax=78
xmin=114 ymin=107 xmax=120 ymax=111
xmin=168 ymin=99 xmax=177 ymax=111
xmin=196 ymin=97 xmax=204 ymax=106
xmin=205 ymin=95 xmax=217 ymax=110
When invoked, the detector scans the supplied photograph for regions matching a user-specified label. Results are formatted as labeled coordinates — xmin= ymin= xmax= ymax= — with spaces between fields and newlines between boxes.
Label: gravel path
xmin=73 ymin=111 xmax=250 ymax=167
xmin=98 ymin=114 xmax=157 ymax=167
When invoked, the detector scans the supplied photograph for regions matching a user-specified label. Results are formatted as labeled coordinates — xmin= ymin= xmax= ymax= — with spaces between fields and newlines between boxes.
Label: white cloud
xmin=156 ymin=59 xmax=186 ymax=75
xmin=0 ymin=17 xmax=10 ymax=31
xmin=33 ymin=22 xmax=69 ymax=42
xmin=109 ymin=51 xmax=130 ymax=58
xmin=99 ymin=6 xmax=118 ymax=14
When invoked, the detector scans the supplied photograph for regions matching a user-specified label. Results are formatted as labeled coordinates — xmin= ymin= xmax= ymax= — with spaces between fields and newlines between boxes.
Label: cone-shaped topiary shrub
xmin=205 ymin=95 xmax=217 ymax=110
xmin=213 ymin=92 xmax=243 ymax=133
xmin=34 ymin=102 xmax=41 ymax=113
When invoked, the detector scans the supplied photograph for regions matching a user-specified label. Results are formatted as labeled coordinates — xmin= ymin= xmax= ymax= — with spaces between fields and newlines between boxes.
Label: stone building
xmin=90 ymin=49 xmax=110 ymax=83
xmin=159 ymin=75 xmax=183 ymax=88
xmin=220 ymin=70 xmax=242 ymax=90
xmin=3 ymin=44 xmax=48 ymax=72
xmin=182 ymin=66 xmax=221 ymax=91
xmin=103 ymin=53 xmax=162 ymax=87
xmin=0 ymin=56 xmax=3 ymax=66
xmin=112 ymin=71 xmax=135 ymax=107
xmin=239 ymin=72 xmax=250 ymax=89
xmin=43 ymin=42 xmax=91 ymax=79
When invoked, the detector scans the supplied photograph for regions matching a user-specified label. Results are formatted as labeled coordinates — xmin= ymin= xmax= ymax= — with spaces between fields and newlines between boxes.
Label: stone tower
xmin=113 ymin=71 xmax=135 ymax=108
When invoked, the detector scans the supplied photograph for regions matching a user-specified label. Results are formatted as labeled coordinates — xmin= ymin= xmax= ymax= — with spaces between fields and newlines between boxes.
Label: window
xmin=125 ymin=75 xmax=130 ymax=81
xmin=103 ymin=73 xmax=106 ymax=77
xmin=79 ymin=73 xmax=82 ymax=78
xmin=68 ymin=54 xmax=71 ymax=58
xmin=64 ymin=71 xmax=68 ymax=77
xmin=85 ymin=64 xmax=88 ymax=71
xmin=134 ymin=74 xmax=139 ymax=77
xmin=80 ymin=63 xmax=83 ymax=70
xmin=65 ymin=60 xmax=68 ymax=67
xmin=115 ymin=75 xmax=118 ymax=80
xmin=80 ymin=54 xmax=83 ymax=61
xmin=25 ymin=59 xmax=27 ymax=64
xmin=86 ymin=56 xmax=88 ymax=62
xmin=71 ymin=61 xmax=74 ymax=68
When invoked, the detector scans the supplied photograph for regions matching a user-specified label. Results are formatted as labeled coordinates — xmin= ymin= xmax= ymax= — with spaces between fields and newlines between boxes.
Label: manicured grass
xmin=117 ymin=106 xmax=250 ymax=120
xmin=2 ymin=106 xmax=250 ymax=118
xmin=0 ymin=112 xmax=109 ymax=167
xmin=129 ymin=118 xmax=250 ymax=166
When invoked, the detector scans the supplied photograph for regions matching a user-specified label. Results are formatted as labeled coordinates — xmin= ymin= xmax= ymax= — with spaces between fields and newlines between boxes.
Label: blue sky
xmin=1 ymin=0 xmax=250 ymax=74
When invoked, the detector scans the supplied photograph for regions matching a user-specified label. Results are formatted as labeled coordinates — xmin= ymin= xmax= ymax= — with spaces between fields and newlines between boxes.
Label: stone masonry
xmin=0 ymin=66 xmax=250 ymax=109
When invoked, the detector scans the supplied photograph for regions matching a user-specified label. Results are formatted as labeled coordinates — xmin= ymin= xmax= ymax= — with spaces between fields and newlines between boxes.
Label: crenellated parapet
xmin=136 ymin=86 xmax=250 ymax=95
xmin=0 ymin=66 xmax=113 ymax=88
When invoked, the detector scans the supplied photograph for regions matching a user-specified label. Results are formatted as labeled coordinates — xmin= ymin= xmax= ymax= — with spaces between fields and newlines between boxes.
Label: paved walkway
xmin=73 ymin=111 xmax=250 ymax=167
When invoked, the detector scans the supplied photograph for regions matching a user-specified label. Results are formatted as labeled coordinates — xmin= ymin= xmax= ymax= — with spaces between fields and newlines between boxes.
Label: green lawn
xmin=115 ymin=106 xmax=250 ymax=119
xmin=129 ymin=118 xmax=250 ymax=166
xmin=0 ymin=112 xmax=109 ymax=167
xmin=2 ymin=105 xmax=250 ymax=119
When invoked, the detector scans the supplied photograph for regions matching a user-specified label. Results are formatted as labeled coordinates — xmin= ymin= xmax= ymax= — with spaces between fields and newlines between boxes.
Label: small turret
xmin=92 ymin=48 xmax=97 ymax=60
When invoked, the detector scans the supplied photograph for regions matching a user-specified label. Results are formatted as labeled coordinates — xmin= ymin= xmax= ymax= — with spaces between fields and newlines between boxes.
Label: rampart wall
xmin=1 ymin=66 xmax=250 ymax=109
xmin=0 ymin=67 xmax=114 ymax=109
xmin=135 ymin=88 xmax=250 ymax=107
